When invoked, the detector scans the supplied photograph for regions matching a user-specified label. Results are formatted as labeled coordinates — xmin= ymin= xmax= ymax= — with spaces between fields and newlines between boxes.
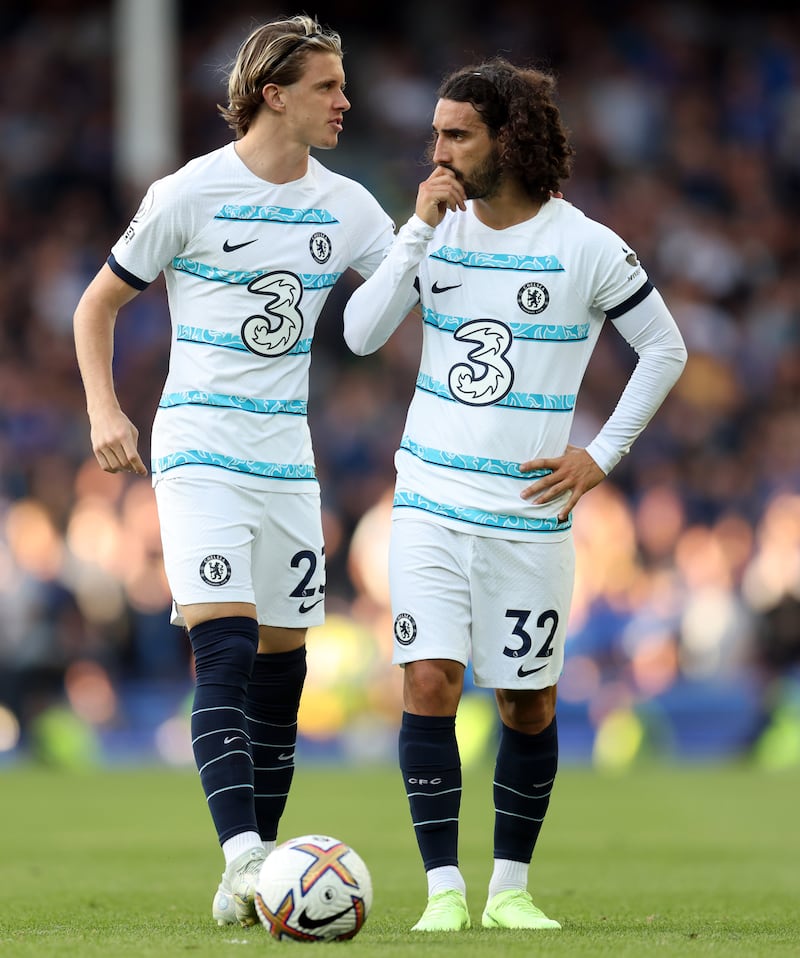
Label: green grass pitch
xmin=1 ymin=761 xmax=798 ymax=956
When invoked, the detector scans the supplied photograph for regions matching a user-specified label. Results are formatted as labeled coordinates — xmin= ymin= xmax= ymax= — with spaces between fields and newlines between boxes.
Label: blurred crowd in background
xmin=1 ymin=0 xmax=799 ymax=770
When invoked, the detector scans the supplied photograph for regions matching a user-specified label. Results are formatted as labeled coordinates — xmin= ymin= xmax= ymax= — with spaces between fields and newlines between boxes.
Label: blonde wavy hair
xmin=219 ymin=15 xmax=343 ymax=137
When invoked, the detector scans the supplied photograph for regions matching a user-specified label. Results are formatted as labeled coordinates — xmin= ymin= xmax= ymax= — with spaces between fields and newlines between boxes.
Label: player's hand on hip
xmin=519 ymin=444 xmax=605 ymax=521
xmin=415 ymin=166 xmax=466 ymax=227
xmin=90 ymin=408 xmax=148 ymax=476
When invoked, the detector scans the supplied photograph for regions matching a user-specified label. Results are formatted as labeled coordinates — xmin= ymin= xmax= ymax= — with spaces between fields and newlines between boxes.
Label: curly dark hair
xmin=437 ymin=57 xmax=575 ymax=202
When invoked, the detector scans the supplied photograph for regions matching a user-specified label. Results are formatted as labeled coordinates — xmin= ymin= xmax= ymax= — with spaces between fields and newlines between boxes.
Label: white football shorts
xmin=154 ymin=476 xmax=325 ymax=628
xmin=389 ymin=518 xmax=575 ymax=689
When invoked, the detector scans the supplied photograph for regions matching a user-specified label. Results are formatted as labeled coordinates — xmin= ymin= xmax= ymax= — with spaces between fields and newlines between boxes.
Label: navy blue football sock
xmin=399 ymin=711 xmax=462 ymax=870
xmin=245 ymin=646 xmax=307 ymax=841
xmin=188 ymin=616 xmax=259 ymax=845
xmin=493 ymin=717 xmax=558 ymax=863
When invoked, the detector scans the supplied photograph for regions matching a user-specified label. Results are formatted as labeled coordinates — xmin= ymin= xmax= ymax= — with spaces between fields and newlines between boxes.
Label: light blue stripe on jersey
xmin=399 ymin=436 xmax=549 ymax=479
xmin=215 ymin=205 xmax=339 ymax=223
xmin=421 ymin=306 xmax=589 ymax=341
xmin=153 ymin=450 xmax=317 ymax=480
xmin=416 ymin=374 xmax=575 ymax=411
xmin=176 ymin=324 xmax=311 ymax=355
xmin=430 ymin=247 xmax=564 ymax=272
xmin=393 ymin=490 xmax=571 ymax=532
xmin=171 ymin=258 xmax=340 ymax=289
xmin=159 ymin=392 xmax=307 ymax=415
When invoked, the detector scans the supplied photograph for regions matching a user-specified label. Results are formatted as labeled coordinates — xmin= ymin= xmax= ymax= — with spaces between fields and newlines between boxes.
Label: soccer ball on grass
xmin=255 ymin=834 xmax=372 ymax=942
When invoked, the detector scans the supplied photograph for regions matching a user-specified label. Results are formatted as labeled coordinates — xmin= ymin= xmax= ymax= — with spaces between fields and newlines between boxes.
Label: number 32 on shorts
xmin=503 ymin=609 xmax=558 ymax=678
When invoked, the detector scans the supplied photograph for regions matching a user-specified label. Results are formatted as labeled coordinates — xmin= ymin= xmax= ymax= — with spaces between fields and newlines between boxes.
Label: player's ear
xmin=262 ymin=83 xmax=285 ymax=111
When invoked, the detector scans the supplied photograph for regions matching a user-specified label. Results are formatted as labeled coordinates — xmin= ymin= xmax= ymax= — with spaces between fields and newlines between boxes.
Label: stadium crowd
xmin=0 ymin=0 xmax=799 ymax=765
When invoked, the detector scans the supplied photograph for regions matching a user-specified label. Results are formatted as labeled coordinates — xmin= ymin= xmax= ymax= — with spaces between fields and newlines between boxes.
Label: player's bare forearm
xmin=74 ymin=264 xmax=147 ymax=476
xmin=520 ymin=445 xmax=605 ymax=522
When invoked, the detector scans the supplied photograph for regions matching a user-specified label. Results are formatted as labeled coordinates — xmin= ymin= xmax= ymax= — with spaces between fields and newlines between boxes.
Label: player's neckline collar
xmin=468 ymin=197 xmax=548 ymax=232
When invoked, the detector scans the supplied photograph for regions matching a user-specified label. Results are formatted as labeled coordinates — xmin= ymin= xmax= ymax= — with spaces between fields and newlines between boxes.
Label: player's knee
xmin=403 ymin=660 xmax=463 ymax=713
xmin=496 ymin=685 xmax=557 ymax=733
xmin=189 ymin=616 xmax=259 ymax=689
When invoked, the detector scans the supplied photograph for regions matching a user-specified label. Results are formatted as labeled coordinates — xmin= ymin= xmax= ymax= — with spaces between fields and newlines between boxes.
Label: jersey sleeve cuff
xmin=107 ymin=253 xmax=149 ymax=291
xmin=403 ymin=214 xmax=436 ymax=242
xmin=585 ymin=438 xmax=618 ymax=476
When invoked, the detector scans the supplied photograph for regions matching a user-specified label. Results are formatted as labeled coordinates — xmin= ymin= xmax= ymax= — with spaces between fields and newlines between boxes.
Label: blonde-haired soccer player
xmin=74 ymin=14 xmax=394 ymax=926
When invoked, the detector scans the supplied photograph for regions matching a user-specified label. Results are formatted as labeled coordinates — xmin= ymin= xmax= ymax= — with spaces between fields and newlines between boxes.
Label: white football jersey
xmin=109 ymin=142 xmax=394 ymax=491
xmin=395 ymin=198 xmax=653 ymax=539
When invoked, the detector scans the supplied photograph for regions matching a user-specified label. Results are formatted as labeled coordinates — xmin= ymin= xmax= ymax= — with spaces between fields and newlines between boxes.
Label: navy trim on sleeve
xmin=605 ymin=280 xmax=654 ymax=320
xmin=107 ymin=253 xmax=149 ymax=291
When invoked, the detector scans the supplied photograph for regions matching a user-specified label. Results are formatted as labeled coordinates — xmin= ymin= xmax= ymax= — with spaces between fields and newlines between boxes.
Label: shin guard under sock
xmin=399 ymin=711 xmax=462 ymax=870
xmin=189 ymin=616 xmax=259 ymax=845
xmin=493 ymin=717 xmax=558 ymax=863
xmin=245 ymin=646 xmax=307 ymax=841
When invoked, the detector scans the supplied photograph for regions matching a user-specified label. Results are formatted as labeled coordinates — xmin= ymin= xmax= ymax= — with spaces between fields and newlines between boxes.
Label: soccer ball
xmin=255 ymin=834 xmax=372 ymax=942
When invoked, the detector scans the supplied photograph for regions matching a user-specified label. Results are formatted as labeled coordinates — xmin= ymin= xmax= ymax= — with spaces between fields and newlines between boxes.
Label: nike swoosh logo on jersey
xmin=431 ymin=281 xmax=462 ymax=294
xmin=222 ymin=238 xmax=258 ymax=252
xmin=277 ymin=751 xmax=295 ymax=762
xmin=517 ymin=663 xmax=549 ymax=678
xmin=223 ymin=735 xmax=243 ymax=744
xmin=299 ymin=597 xmax=324 ymax=614
xmin=296 ymin=905 xmax=354 ymax=930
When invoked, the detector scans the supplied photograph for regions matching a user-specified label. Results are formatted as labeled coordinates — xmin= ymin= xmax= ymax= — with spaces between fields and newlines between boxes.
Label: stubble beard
xmin=451 ymin=149 xmax=502 ymax=201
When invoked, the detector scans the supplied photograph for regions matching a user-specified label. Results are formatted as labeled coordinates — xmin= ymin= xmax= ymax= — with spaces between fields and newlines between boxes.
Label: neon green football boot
xmin=411 ymin=889 xmax=471 ymax=932
xmin=481 ymin=889 xmax=561 ymax=929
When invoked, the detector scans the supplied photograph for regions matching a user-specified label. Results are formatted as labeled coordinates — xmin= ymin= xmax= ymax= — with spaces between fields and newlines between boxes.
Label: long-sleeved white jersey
xmin=344 ymin=198 xmax=687 ymax=539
